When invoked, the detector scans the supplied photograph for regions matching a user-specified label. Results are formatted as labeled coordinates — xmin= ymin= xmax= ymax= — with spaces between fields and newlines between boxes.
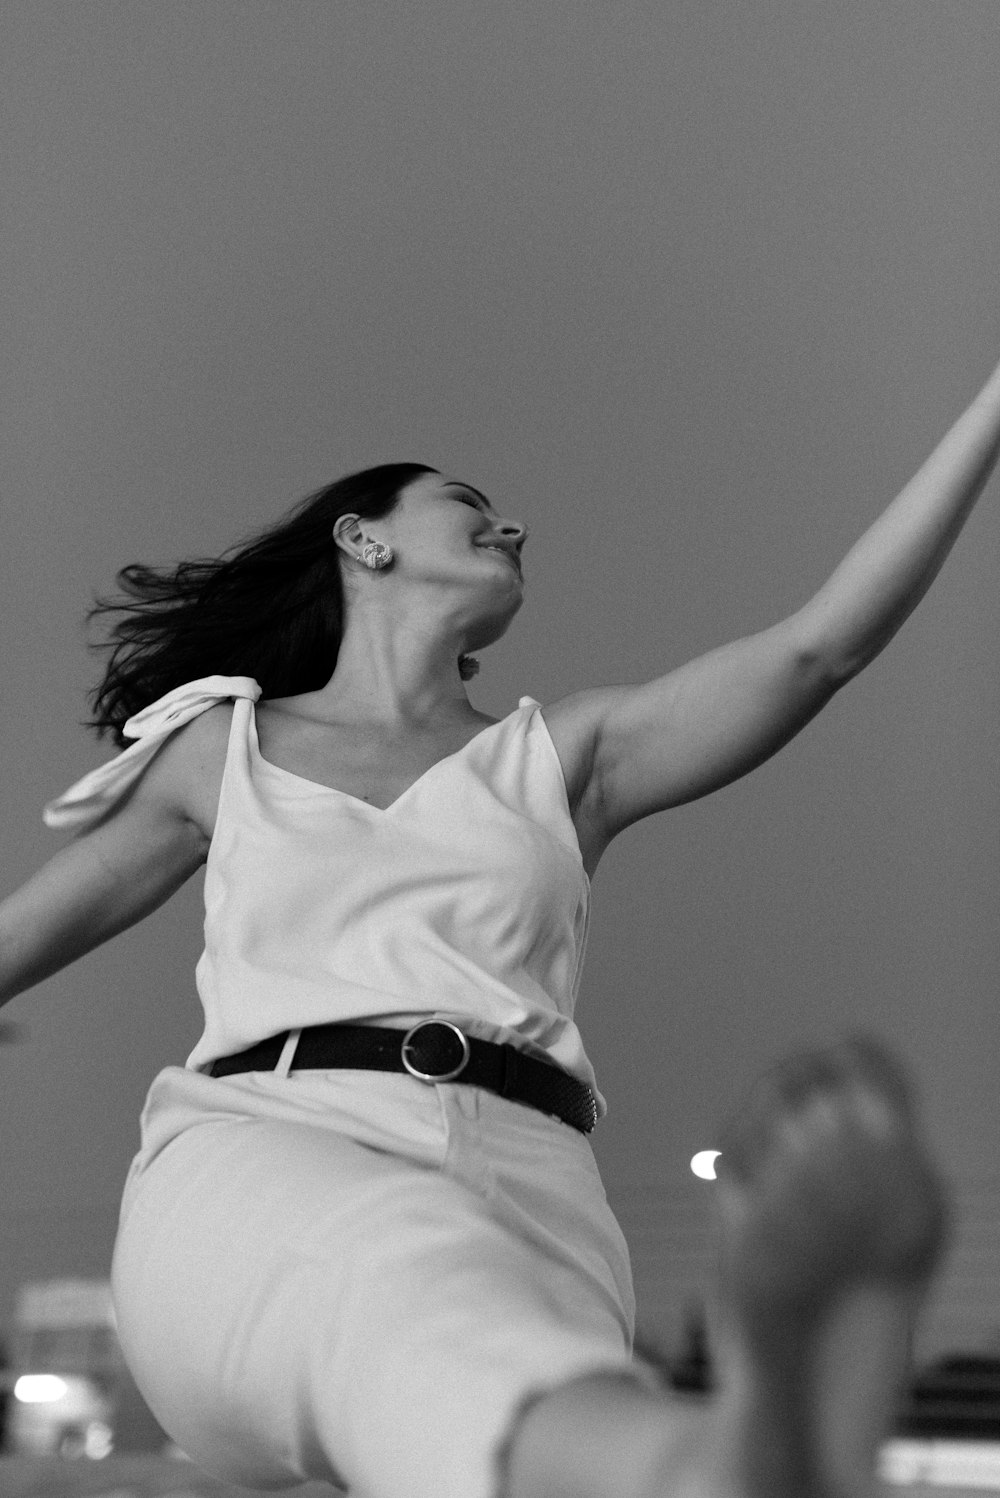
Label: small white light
xmin=14 ymin=1373 xmax=69 ymax=1404
xmin=690 ymin=1150 xmax=721 ymax=1181
xmin=84 ymin=1420 xmax=114 ymax=1459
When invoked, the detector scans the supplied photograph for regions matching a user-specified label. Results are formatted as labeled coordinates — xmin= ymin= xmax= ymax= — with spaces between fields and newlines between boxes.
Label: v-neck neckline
xmin=248 ymin=700 xmax=526 ymax=813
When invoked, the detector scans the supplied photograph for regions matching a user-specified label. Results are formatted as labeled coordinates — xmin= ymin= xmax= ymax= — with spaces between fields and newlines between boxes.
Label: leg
xmin=501 ymin=1036 xmax=948 ymax=1498
xmin=116 ymin=1069 xmax=651 ymax=1498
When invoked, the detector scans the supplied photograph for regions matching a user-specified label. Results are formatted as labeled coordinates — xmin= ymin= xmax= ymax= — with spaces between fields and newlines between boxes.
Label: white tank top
xmin=45 ymin=676 xmax=605 ymax=1116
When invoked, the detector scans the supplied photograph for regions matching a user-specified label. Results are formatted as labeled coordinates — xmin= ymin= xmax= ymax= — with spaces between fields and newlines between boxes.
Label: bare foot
xmin=705 ymin=1035 xmax=949 ymax=1497
xmin=503 ymin=1038 xmax=948 ymax=1498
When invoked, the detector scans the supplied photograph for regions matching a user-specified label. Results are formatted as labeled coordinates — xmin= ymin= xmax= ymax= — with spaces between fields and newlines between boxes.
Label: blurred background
xmin=1 ymin=0 xmax=998 ymax=1489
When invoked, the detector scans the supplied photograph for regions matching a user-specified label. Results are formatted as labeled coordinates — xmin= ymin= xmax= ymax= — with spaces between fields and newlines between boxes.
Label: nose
xmin=496 ymin=517 xmax=529 ymax=552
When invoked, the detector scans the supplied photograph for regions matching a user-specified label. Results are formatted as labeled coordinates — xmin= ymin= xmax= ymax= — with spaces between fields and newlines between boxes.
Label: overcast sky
xmin=2 ymin=0 xmax=998 ymax=1362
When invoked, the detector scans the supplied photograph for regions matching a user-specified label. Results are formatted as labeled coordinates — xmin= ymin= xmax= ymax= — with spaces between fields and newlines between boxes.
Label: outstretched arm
xmin=801 ymin=356 xmax=1000 ymax=676
xmin=0 ymin=719 xmax=211 ymax=1008
xmin=580 ymin=355 xmax=1000 ymax=836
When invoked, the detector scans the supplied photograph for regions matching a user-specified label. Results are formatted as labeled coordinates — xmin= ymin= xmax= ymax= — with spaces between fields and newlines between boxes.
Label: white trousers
xmin=112 ymin=1063 xmax=649 ymax=1498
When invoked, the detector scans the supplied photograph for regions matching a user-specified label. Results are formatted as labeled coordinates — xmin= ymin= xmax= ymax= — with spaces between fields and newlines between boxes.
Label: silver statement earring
xmin=361 ymin=541 xmax=394 ymax=570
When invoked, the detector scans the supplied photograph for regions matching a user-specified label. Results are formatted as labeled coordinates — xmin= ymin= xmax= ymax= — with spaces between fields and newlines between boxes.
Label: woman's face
xmin=379 ymin=473 xmax=528 ymax=635
xmin=336 ymin=472 xmax=530 ymax=650
xmin=389 ymin=472 xmax=528 ymax=590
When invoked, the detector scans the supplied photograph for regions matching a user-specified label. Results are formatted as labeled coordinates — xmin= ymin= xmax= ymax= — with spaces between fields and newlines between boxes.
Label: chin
xmin=468 ymin=600 xmax=522 ymax=653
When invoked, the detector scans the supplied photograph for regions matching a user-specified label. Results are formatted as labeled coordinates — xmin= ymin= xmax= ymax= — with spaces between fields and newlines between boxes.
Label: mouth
xmin=480 ymin=545 xmax=522 ymax=578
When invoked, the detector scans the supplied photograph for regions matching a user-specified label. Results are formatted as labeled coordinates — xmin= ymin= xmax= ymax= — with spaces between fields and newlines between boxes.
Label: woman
xmin=2 ymin=352 xmax=998 ymax=1498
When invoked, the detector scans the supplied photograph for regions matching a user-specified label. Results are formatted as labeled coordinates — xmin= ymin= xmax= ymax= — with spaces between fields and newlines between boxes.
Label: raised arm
xmin=797 ymin=356 xmax=1000 ymax=676
xmin=576 ymin=355 xmax=1000 ymax=838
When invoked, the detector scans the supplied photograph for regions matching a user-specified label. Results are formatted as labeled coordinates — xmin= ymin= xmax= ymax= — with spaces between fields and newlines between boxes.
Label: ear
xmin=332 ymin=513 xmax=364 ymax=561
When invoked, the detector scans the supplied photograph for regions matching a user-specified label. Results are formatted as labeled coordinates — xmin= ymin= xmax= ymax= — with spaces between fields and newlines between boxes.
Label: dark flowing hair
xmin=83 ymin=463 xmax=439 ymax=748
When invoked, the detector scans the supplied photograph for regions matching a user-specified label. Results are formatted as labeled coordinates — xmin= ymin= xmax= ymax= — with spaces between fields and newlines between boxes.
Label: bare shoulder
xmin=537 ymin=687 xmax=627 ymax=876
xmin=128 ymin=699 xmax=235 ymax=844
xmin=0 ymin=706 xmax=239 ymax=1003
xmin=536 ymin=687 xmax=622 ymax=804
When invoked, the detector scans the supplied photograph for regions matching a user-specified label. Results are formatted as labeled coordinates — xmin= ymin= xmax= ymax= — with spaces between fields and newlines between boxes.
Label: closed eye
xmin=445 ymin=483 xmax=493 ymax=514
xmin=453 ymin=494 xmax=486 ymax=513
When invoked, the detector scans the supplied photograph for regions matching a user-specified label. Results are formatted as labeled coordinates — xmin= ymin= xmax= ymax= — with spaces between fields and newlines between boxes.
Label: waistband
xmin=207 ymin=1020 xmax=599 ymax=1135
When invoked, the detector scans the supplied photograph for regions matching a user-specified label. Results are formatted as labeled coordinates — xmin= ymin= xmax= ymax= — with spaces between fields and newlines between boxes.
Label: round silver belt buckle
xmin=400 ymin=1020 xmax=471 ymax=1083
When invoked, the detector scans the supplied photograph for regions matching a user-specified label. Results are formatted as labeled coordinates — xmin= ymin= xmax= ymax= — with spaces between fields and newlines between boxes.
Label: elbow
xmin=805 ymin=642 xmax=868 ymax=692
xmin=790 ymin=612 xmax=883 ymax=695
xmin=815 ymin=636 xmax=894 ymax=691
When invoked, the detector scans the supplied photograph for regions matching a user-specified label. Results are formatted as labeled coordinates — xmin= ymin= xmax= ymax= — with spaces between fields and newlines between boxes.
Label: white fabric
xmin=112 ymin=1065 xmax=649 ymax=1498
xmin=49 ymin=676 xmax=642 ymax=1496
xmin=45 ymin=676 xmax=605 ymax=1114
xmin=42 ymin=675 xmax=261 ymax=830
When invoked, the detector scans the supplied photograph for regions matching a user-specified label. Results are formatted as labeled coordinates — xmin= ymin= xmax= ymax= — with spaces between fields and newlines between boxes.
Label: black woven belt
xmin=208 ymin=1020 xmax=598 ymax=1135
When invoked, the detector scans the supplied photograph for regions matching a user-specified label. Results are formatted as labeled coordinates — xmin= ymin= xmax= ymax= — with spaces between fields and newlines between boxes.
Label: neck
xmin=313 ymin=611 xmax=478 ymax=728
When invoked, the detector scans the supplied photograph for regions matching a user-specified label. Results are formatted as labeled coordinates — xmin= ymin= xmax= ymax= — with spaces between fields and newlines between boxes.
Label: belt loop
xmin=274 ymin=1028 xmax=302 ymax=1079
